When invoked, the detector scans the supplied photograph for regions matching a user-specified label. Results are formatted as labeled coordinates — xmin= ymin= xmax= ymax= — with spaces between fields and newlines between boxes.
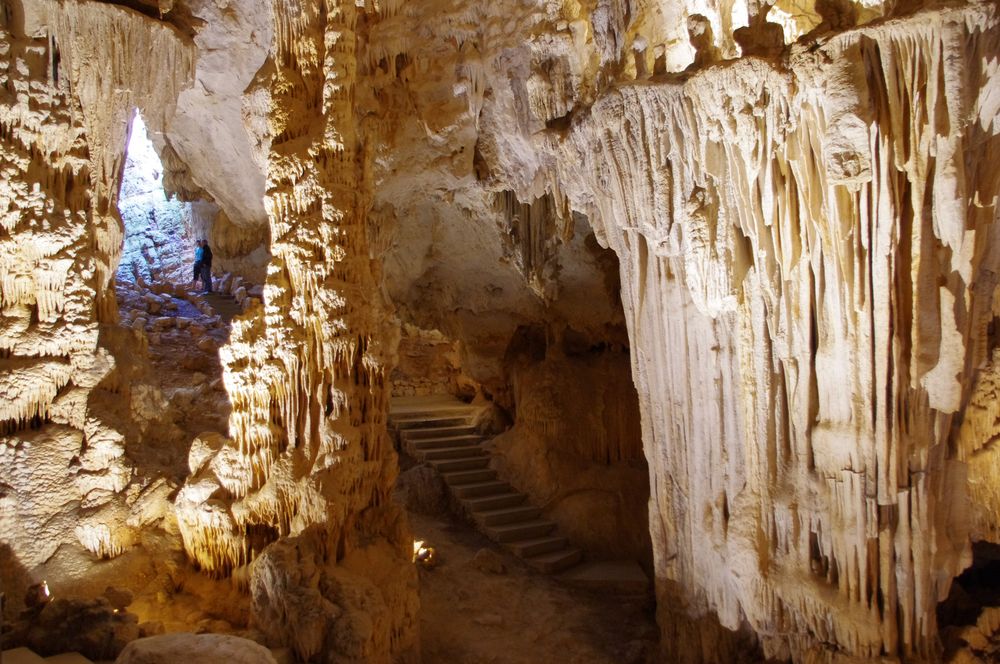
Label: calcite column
xmin=553 ymin=5 xmax=1000 ymax=661
xmin=174 ymin=0 xmax=417 ymax=660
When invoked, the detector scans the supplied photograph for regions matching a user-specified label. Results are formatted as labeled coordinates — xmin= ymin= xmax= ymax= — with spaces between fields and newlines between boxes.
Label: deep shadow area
xmin=938 ymin=541 xmax=1000 ymax=657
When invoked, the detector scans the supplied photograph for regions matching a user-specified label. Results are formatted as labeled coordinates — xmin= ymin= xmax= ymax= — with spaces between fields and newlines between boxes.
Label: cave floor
xmin=409 ymin=509 xmax=658 ymax=664
xmin=104 ymin=278 xmax=660 ymax=662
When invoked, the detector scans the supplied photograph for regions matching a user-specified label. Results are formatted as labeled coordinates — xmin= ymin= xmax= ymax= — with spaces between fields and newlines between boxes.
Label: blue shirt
xmin=195 ymin=246 xmax=204 ymax=261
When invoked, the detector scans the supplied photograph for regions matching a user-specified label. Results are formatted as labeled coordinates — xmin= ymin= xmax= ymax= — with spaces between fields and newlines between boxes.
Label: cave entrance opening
xmin=116 ymin=109 xmax=196 ymax=287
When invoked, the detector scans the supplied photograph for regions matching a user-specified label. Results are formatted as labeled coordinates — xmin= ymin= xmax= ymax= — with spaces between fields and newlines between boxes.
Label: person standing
xmin=200 ymin=240 xmax=214 ymax=293
xmin=192 ymin=240 xmax=204 ymax=289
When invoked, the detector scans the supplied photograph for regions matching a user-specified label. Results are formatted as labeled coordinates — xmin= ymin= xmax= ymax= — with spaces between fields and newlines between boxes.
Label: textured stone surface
xmin=115 ymin=633 xmax=276 ymax=664
xmin=537 ymin=6 xmax=1000 ymax=660
xmin=3 ymin=0 xmax=1000 ymax=661
xmin=171 ymin=1 xmax=419 ymax=660
xmin=0 ymin=0 xmax=193 ymax=569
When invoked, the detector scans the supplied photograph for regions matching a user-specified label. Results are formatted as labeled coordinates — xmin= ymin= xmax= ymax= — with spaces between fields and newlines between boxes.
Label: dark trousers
xmin=200 ymin=263 xmax=212 ymax=292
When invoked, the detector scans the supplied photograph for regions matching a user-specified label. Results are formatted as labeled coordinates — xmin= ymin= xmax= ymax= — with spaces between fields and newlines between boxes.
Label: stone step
xmin=392 ymin=413 xmax=475 ymax=430
xmin=401 ymin=425 xmax=478 ymax=440
xmin=474 ymin=504 xmax=542 ymax=526
xmin=2 ymin=648 xmax=47 ymax=664
xmin=409 ymin=434 xmax=484 ymax=450
xmin=451 ymin=480 xmax=512 ymax=498
xmin=463 ymin=492 xmax=526 ymax=512
xmin=526 ymin=547 xmax=583 ymax=574
xmin=508 ymin=535 xmax=569 ymax=557
xmin=442 ymin=468 xmax=497 ymax=485
xmin=486 ymin=519 xmax=556 ymax=543
xmin=429 ymin=456 xmax=491 ymax=473
xmin=417 ymin=445 xmax=486 ymax=462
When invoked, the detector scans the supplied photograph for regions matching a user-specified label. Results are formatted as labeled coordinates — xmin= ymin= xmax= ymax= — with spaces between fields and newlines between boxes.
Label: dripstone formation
xmin=2 ymin=0 xmax=1000 ymax=662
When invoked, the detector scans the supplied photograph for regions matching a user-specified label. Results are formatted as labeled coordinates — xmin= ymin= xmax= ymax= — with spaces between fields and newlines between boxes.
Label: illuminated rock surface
xmin=1 ymin=0 xmax=1000 ymax=661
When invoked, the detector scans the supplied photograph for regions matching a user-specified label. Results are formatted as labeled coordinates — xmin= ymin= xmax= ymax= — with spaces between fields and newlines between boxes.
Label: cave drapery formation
xmin=173 ymin=0 xmax=418 ymax=660
xmin=2 ymin=0 xmax=1000 ymax=662
xmin=0 ymin=0 xmax=193 ymax=564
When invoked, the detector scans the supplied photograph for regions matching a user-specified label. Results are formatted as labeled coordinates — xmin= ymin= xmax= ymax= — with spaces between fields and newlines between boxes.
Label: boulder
xmin=395 ymin=465 xmax=447 ymax=515
xmin=9 ymin=597 xmax=140 ymax=660
xmin=115 ymin=634 xmax=276 ymax=664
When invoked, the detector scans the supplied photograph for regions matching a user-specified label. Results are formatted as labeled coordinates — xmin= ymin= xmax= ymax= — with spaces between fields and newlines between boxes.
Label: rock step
xmin=401 ymin=425 xmax=478 ymax=440
xmin=507 ymin=535 xmax=569 ymax=557
xmin=391 ymin=413 xmax=476 ymax=429
xmin=485 ymin=519 xmax=556 ymax=543
xmin=409 ymin=435 xmax=484 ymax=450
xmin=417 ymin=445 xmax=486 ymax=462
xmin=390 ymin=404 xmax=477 ymax=417
xmin=451 ymin=480 xmax=512 ymax=498
xmin=462 ymin=492 xmax=526 ymax=511
xmin=526 ymin=547 xmax=583 ymax=574
xmin=429 ymin=456 xmax=490 ymax=473
xmin=442 ymin=468 xmax=497 ymax=485
xmin=474 ymin=504 xmax=541 ymax=526
xmin=391 ymin=396 xmax=583 ymax=577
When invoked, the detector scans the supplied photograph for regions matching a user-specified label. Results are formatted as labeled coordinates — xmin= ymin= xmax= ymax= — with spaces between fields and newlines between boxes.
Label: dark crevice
xmin=92 ymin=0 xmax=202 ymax=38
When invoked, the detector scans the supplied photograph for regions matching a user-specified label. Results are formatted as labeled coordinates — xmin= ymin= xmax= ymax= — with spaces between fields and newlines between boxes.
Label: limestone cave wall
xmin=360 ymin=0 xmax=1000 ymax=658
xmin=0 ymin=0 xmax=193 ymax=574
xmin=542 ymin=6 xmax=1000 ymax=661
xmin=4 ymin=0 xmax=1000 ymax=661
xmin=1 ymin=1 xmax=419 ymax=661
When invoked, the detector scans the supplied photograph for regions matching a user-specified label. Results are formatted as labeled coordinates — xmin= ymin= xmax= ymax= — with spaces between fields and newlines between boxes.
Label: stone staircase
xmin=390 ymin=396 xmax=583 ymax=574
xmin=2 ymin=648 xmax=97 ymax=664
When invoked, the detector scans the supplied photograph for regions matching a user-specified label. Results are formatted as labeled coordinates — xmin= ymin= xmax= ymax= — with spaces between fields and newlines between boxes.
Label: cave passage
xmin=116 ymin=110 xmax=195 ymax=286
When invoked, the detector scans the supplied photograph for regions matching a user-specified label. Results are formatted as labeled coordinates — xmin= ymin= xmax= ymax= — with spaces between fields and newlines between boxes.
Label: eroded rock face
xmin=0 ymin=0 xmax=193 ymax=571
xmin=359 ymin=0 xmax=1000 ymax=659
xmin=172 ymin=0 xmax=419 ymax=660
xmin=5 ymin=0 xmax=1000 ymax=661
xmin=537 ymin=6 xmax=1000 ymax=661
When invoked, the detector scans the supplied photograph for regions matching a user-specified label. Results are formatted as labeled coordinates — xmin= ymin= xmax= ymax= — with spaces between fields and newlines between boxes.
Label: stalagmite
xmin=173 ymin=0 xmax=418 ymax=660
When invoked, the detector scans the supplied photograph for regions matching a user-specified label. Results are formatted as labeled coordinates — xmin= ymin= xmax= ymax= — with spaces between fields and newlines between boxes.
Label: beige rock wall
xmin=173 ymin=0 xmax=418 ymax=660
xmin=541 ymin=4 xmax=1000 ymax=660
xmin=489 ymin=338 xmax=651 ymax=563
xmin=0 ymin=0 xmax=193 ymax=573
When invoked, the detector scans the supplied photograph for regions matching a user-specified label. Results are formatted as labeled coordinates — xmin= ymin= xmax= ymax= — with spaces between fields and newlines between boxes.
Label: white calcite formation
xmin=172 ymin=0 xmax=418 ymax=661
xmin=3 ymin=0 xmax=1000 ymax=661
xmin=539 ymin=6 xmax=1000 ymax=661
xmin=0 ymin=0 xmax=192 ymax=565
xmin=363 ymin=0 xmax=1000 ymax=660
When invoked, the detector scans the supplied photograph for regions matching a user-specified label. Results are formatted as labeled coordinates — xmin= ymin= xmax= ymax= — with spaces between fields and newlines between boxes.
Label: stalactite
xmin=543 ymin=4 xmax=1000 ymax=660
xmin=173 ymin=0 xmax=417 ymax=659
xmin=0 ymin=0 xmax=194 ymax=566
